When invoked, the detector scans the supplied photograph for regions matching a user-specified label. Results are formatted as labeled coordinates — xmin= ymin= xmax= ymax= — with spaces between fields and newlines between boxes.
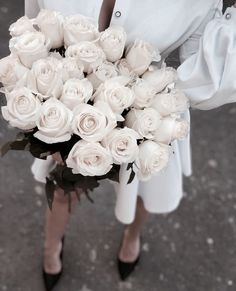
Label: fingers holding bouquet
xmin=52 ymin=152 xmax=64 ymax=165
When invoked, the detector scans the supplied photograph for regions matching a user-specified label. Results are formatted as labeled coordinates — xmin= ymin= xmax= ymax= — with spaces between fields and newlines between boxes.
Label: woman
xmin=25 ymin=0 xmax=236 ymax=290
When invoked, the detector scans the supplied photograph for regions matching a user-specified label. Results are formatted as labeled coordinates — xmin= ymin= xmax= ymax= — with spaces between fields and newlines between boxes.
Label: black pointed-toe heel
xmin=117 ymin=255 xmax=140 ymax=281
xmin=117 ymin=236 xmax=142 ymax=281
xmin=42 ymin=236 xmax=65 ymax=291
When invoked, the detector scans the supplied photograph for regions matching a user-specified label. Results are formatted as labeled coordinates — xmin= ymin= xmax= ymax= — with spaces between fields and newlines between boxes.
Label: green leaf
xmin=0 ymin=138 xmax=30 ymax=157
xmin=127 ymin=163 xmax=132 ymax=170
xmin=45 ymin=178 xmax=55 ymax=210
xmin=59 ymin=135 xmax=81 ymax=160
xmin=28 ymin=134 xmax=80 ymax=160
xmin=46 ymin=164 xmax=103 ymax=206
xmin=98 ymin=165 xmax=120 ymax=183
xmin=0 ymin=142 xmax=12 ymax=157
xmin=108 ymin=170 xmax=120 ymax=183
xmin=11 ymin=139 xmax=29 ymax=150
xmin=84 ymin=190 xmax=94 ymax=203
xmin=127 ymin=170 xmax=135 ymax=184
xmin=74 ymin=176 xmax=100 ymax=193
xmin=50 ymin=166 xmax=76 ymax=192
xmin=29 ymin=136 xmax=58 ymax=159
xmin=0 ymin=131 xmax=33 ymax=157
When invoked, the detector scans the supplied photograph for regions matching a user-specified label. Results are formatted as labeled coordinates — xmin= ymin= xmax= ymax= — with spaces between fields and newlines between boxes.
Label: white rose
xmin=87 ymin=61 xmax=118 ymax=90
xmin=154 ymin=117 xmax=190 ymax=144
xmin=64 ymin=14 xmax=98 ymax=47
xmin=1 ymin=87 xmax=41 ymax=130
xmin=72 ymin=101 xmax=117 ymax=142
xmin=10 ymin=31 xmax=50 ymax=68
xmin=48 ymin=51 xmax=63 ymax=60
xmin=27 ymin=57 xmax=63 ymax=99
xmin=66 ymin=140 xmax=113 ymax=176
xmin=61 ymin=58 xmax=84 ymax=82
xmin=151 ymin=89 xmax=189 ymax=117
xmin=125 ymin=108 xmax=162 ymax=139
xmin=99 ymin=26 xmax=126 ymax=62
xmin=60 ymin=78 xmax=93 ymax=110
xmin=65 ymin=42 xmax=106 ymax=74
xmin=0 ymin=55 xmax=28 ymax=88
xmin=9 ymin=16 xmax=36 ymax=37
xmin=142 ymin=66 xmax=177 ymax=93
xmin=132 ymin=78 xmax=156 ymax=109
xmin=93 ymin=77 xmax=135 ymax=119
xmin=34 ymin=98 xmax=73 ymax=144
xmin=135 ymin=140 xmax=170 ymax=181
xmin=171 ymin=89 xmax=190 ymax=112
xmin=125 ymin=40 xmax=161 ymax=76
xmin=36 ymin=9 xmax=64 ymax=49
xmin=102 ymin=127 xmax=139 ymax=165
xmin=115 ymin=58 xmax=137 ymax=80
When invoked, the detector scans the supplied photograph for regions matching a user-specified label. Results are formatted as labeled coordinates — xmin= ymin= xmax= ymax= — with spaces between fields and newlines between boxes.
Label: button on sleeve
xmin=114 ymin=11 xmax=122 ymax=18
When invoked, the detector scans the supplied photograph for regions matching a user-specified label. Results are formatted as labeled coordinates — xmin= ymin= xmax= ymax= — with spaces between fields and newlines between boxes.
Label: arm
xmin=25 ymin=0 xmax=40 ymax=18
xmin=177 ymin=1 xmax=236 ymax=110
xmin=98 ymin=0 xmax=116 ymax=31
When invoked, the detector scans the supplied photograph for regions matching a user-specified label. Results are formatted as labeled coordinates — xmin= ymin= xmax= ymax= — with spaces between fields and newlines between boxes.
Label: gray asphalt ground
xmin=0 ymin=1 xmax=236 ymax=291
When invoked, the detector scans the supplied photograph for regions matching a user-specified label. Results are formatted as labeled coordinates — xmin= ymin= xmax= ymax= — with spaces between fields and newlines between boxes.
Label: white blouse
xmin=26 ymin=0 xmax=236 ymax=224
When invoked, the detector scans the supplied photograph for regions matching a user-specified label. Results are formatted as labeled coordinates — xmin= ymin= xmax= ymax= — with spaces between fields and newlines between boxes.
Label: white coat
xmin=25 ymin=0 xmax=236 ymax=223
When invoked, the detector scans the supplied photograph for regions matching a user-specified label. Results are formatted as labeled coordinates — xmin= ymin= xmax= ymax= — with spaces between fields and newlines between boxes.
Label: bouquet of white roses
xmin=0 ymin=10 xmax=190 ymax=208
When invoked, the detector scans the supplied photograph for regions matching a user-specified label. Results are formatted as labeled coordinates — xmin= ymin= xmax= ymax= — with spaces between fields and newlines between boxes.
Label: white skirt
xmin=31 ymin=111 xmax=192 ymax=224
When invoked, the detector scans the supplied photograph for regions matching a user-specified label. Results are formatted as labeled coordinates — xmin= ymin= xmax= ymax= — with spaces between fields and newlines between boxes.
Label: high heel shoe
xmin=117 ymin=235 xmax=142 ymax=281
xmin=42 ymin=236 xmax=65 ymax=291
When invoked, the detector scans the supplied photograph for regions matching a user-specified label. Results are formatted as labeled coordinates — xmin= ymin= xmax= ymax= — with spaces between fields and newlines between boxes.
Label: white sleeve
xmin=24 ymin=0 xmax=41 ymax=18
xmin=177 ymin=3 xmax=236 ymax=110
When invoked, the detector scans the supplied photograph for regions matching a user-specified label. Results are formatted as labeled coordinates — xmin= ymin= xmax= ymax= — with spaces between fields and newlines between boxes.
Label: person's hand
xmin=52 ymin=152 xmax=64 ymax=165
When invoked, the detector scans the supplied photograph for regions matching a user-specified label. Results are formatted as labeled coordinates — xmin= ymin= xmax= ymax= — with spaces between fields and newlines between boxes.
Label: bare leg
xmin=118 ymin=196 xmax=149 ymax=262
xmin=44 ymin=187 xmax=78 ymax=274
